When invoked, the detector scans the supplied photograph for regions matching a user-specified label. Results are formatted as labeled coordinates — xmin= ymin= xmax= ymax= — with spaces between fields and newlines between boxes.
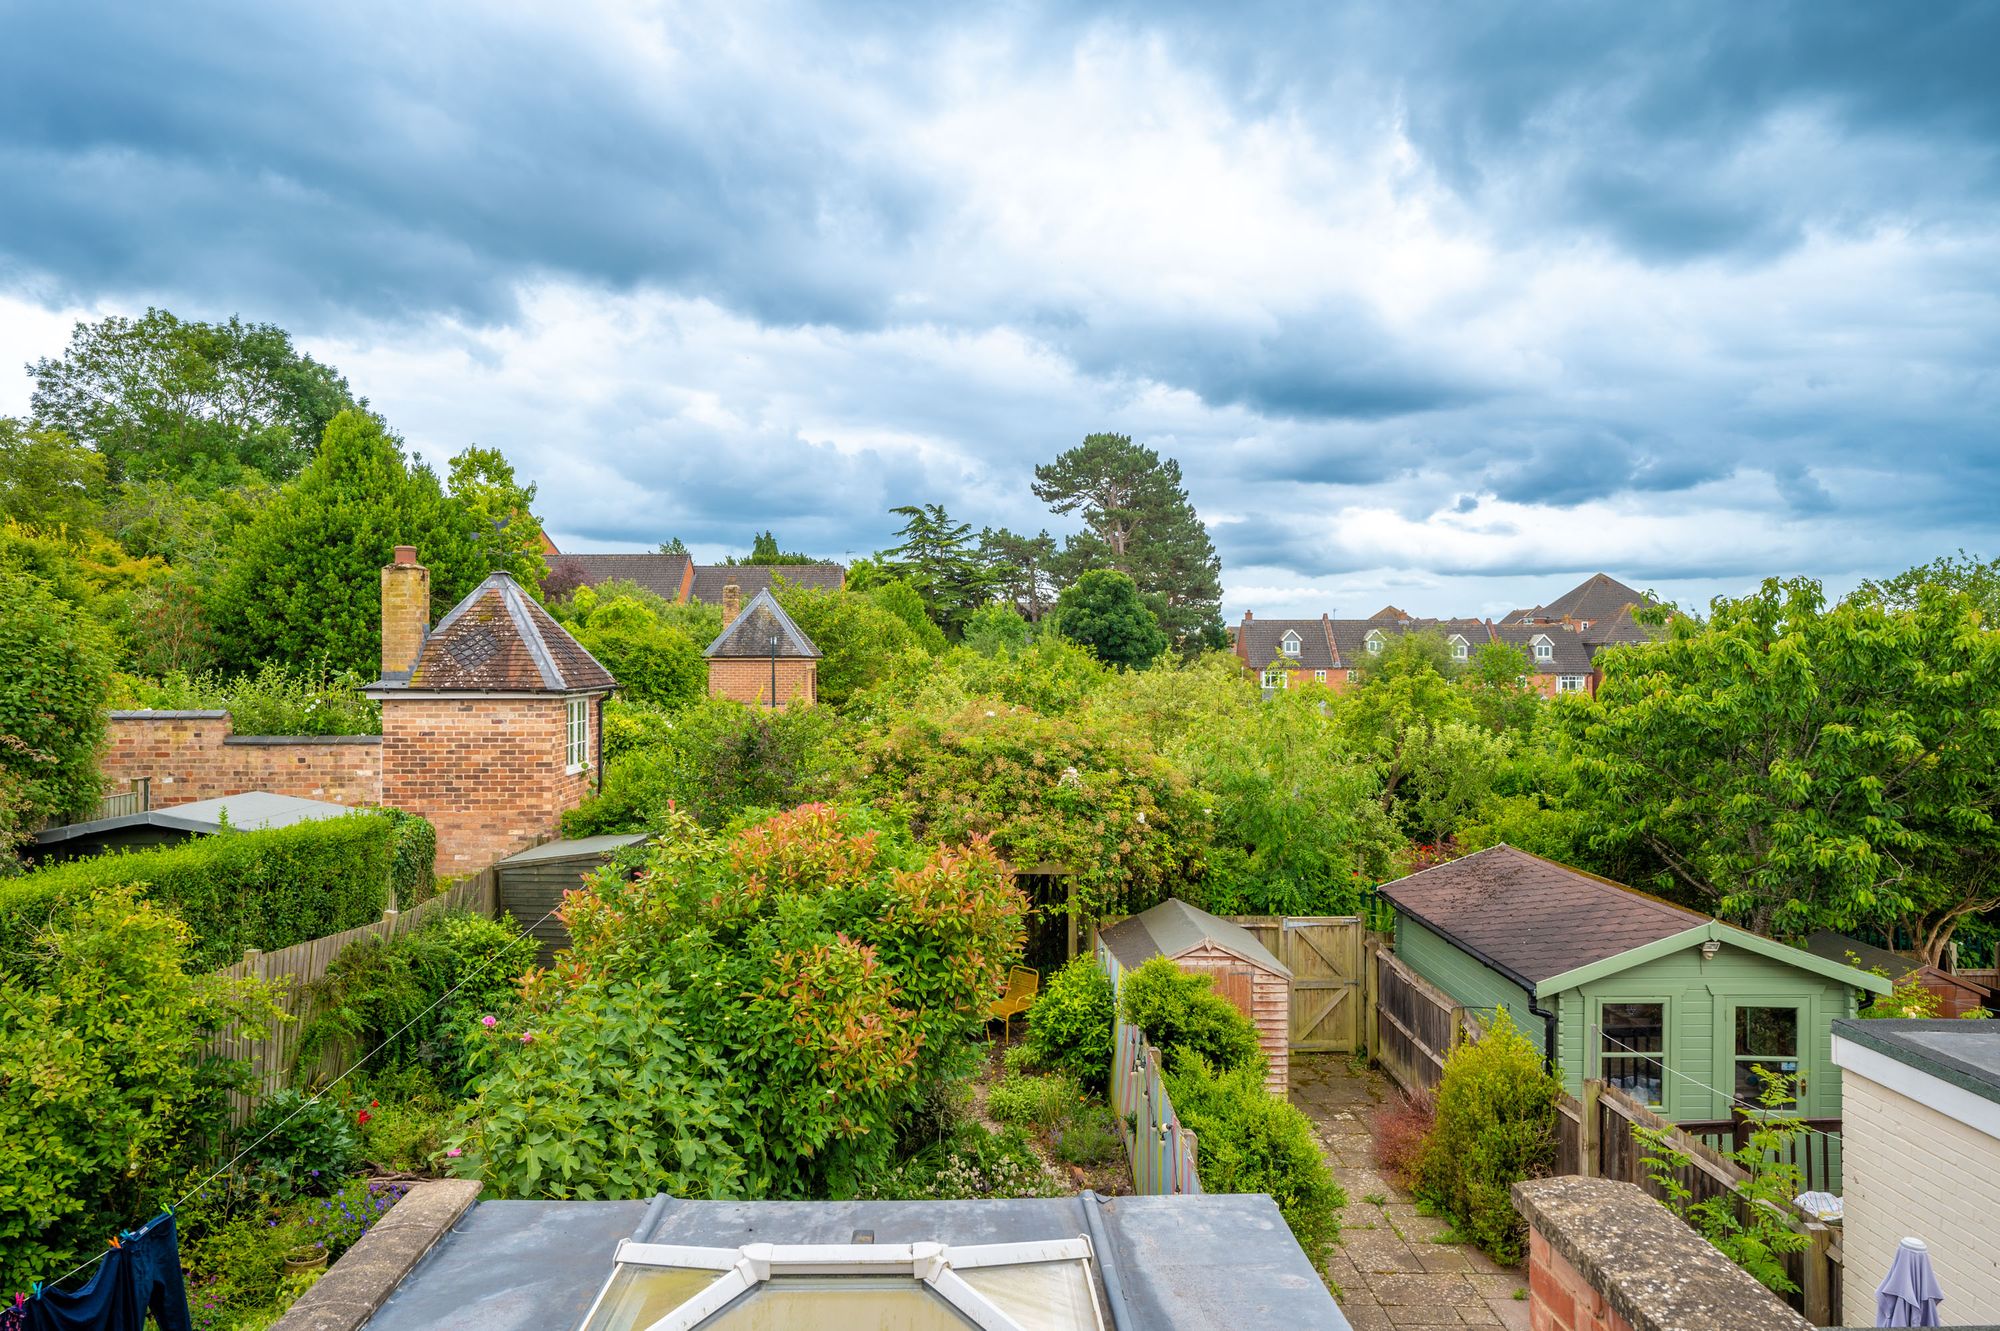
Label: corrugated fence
xmin=208 ymin=869 xmax=497 ymax=1121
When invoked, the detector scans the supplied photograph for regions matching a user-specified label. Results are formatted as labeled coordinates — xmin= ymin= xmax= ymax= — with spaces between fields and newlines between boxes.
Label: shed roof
xmin=496 ymin=833 xmax=648 ymax=865
xmin=1380 ymin=845 xmax=1887 ymax=998
xmin=703 ymin=586 xmax=821 ymax=659
xmin=1099 ymin=898 xmax=1291 ymax=979
xmin=33 ymin=791 xmax=358 ymax=847
xmin=1803 ymin=931 xmax=1991 ymax=997
xmin=359 ymin=1194 xmax=1348 ymax=1331
xmin=1834 ymin=1018 xmax=2000 ymax=1111
xmin=381 ymin=571 xmax=616 ymax=695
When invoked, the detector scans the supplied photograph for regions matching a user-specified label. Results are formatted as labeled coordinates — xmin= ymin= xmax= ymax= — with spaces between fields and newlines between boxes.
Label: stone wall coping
xmin=271 ymin=1179 xmax=483 ymax=1331
xmin=1511 ymin=1177 xmax=1811 ymax=1331
xmin=223 ymin=734 xmax=383 ymax=746
xmin=107 ymin=709 xmax=231 ymax=719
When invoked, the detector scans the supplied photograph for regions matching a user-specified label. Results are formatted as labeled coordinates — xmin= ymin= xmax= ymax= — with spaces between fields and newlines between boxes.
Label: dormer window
xmin=1365 ymin=630 xmax=1385 ymax=655
xmin=1448 ymin=634 xmax=1469 ymax=662
xmin=1280 ymin=631 xmax=1301 ymax=657
xmin=1532 ymin=634 xmax=1554 ymax=662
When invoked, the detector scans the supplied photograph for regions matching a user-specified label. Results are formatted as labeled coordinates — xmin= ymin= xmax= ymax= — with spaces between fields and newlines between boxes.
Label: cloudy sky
xmin=2 ymin=1 xmax=1996 ymax=619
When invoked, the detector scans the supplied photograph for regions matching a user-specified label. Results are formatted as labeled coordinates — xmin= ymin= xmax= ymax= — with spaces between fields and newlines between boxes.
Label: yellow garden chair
xmin=989 ymin=966 xmax=1040 ymax=1042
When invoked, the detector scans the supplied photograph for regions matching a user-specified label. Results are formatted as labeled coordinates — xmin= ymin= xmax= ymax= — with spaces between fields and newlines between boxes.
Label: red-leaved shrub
xmin=1372 ymin=1086 xmax=1436 ymax=1187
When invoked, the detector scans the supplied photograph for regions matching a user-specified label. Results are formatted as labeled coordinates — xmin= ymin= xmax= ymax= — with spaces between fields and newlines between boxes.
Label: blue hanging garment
xmin=23 ymin=1214 xmax=190 ymax=1331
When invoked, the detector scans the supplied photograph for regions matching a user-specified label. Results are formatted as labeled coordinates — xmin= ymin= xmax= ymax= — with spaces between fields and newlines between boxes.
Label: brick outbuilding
xmin=703 ymin=586 xmax=819 ymax=709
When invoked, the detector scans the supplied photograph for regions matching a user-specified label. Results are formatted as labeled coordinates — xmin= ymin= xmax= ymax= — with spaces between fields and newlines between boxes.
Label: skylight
xmin=578 ymin=1239 xmax=1105 ymax=1331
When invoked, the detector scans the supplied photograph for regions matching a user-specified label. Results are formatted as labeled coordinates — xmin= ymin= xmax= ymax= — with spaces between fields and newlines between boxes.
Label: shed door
xmin=1284 ymin=918 xmax=1363 ymax=1052
xmin=1212 ymin=966 xmax=1255 ymax=1021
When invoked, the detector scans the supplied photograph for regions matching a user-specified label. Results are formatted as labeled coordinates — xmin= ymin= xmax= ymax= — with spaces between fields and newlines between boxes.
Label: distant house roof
xmin=703 ymin=587 xmax=821 ymax=659
xmin=380 ymin=572 xmax=616 ymax=695
xmin=1100 ymin=898 xmax=1291 ymax=979
xmin=1236 ymin=616 xmax=1339 ymax=671
xmin=1490 ymin=623 xmax=1598 ymax=675
xmin=687 ymin=563 xmax=845 ymax=604
xmin=1379 ymin=845 xmax=1887 ymax=998
xmin=356 ymin=1193 xmax=1347 ymax=1331
xmin=1580 ymin=602 xmax=1665 ymax=649
xmin=561 ymin=552 xmax=690 ymax=602
xmin=34 ymin=792 xmax=359 ymax=851
xmin=1508 ymin=574 xmax=1654 ymax=627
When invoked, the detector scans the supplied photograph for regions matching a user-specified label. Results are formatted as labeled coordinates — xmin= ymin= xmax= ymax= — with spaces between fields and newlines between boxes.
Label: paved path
xmin=1292 ymin=1055 xmax=1530 ymax=1331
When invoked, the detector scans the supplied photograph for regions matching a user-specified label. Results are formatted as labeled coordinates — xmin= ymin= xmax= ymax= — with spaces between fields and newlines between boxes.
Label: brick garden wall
xmin=102 ymin=711 xmax=383 ymax=808
xmin=708 ymin=657 xmax=816 ymax=708
xmin=377 ymin=695 xmax=599 ymax=873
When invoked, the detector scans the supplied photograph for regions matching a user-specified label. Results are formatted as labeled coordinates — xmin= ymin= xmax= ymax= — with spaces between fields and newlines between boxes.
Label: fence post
xmin=1800 ymin=1223 xmax=1833 ymax=1326
xmin=1580 ymin=1080 xmax=1602 ymax=1179
xmin=381 ymin=907 xmax=399 ymax=938
xmin=1363 ymin=939 xmax=1380 ymax=1061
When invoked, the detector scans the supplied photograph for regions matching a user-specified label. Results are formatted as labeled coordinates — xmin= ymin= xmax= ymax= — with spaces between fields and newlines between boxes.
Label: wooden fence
xmin=1557 ymin=1080 xmax=1844 ymax=1327
xmin=1110 ymin=1018 xmax=1201 ymax=1197
xmin=1369 ymin=942 xmax=1473 ymax=1094
xmin=209 ymin=868 xmax=497 ymax=1121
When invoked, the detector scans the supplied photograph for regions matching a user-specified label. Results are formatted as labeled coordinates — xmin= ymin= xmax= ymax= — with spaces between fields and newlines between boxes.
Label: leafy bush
xmin=463 ymin=804 xmax=1027 ymax=1201
xmin=1 ymin=811 xmax=399 ymax=968
xmin=109 ymin=661 xmax=382 ymax=735
xmin=1118 ymin=956 xmax=1263 ymax=1074
xmin=0 ymin=571 xmax=114 ymax=828
xmin=239 ymin=1089 xmax=362 ymax=1200
xmin=1371 ymin=1088 xmax=1435 ymax=1189
xmin=601 ymin=697 xmax=682 ymax=760
xmin=555 ymin=585 xmax=706 ymax=709
xmin=1166 ymin=1057 xmax=1344 ymax=1266
xmin=0 ymin=887 xmax=279 ymax=1291
xmin=1414 ymin=1011 xmax=1561 ymax=1264
xmin=380 ymin=808 xmax=438 ymax=907
xmin=857 ymin=1125 xmax=1064 ymax=1201
xmin=1025 ymin=956 xmax=1116 ymax=1092
xmin=296 ymin=910 xmax=537 ymax=1097
xmin=987 ymin=1072 xmax=1081 ymax=1134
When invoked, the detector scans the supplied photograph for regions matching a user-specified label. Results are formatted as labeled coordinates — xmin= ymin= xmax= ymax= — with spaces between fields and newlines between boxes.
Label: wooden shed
xmin=1097 ymin=898 xmax=1292 ymax=1098
xmin=1804 ymin=931 xmax=1991 ymax=1018
xmin=495 ymin=833 xmax=648 ymax=961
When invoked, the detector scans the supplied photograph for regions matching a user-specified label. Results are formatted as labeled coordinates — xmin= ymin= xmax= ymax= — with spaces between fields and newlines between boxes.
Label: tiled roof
xmin=563 ymin=553 xmax=690 ymax=602
xmin=403 ymin=573 xmax=617 ymax=693
xmin=1490 ymin=623 xmax=1597 ymax=675
xmin=688 ymin=563 xmax=845 ymax=604
xmin=1380 ymin=845 xmax=1708 ymax=990
xmin=1539 ymin=573 xmax=1651 ymax=624
xmin=1580 ymin=603 xmax=1665 ymax=648
xmin=704 ymin=587 xmax=821 ymax=659
xmin=1237 ymin=616 xmax=1339 ymax=670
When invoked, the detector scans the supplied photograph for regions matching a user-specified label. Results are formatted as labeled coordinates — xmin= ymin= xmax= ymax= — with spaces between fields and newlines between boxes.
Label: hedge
xmin=0 ymin=812 xmax=409 ymax=971
xmin=378 ymin=808 xmax=439 ymax=907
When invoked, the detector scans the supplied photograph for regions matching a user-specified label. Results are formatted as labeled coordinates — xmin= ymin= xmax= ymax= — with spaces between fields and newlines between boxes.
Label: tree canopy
xmin=1055 ymin=569 xmax=1168 ymax=670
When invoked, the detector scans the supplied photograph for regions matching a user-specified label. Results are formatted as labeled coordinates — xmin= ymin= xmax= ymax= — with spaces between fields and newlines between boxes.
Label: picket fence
xmin=208 ymin=868 xmax=497 ymax=1121
xmin=1109 ymin=1019 xmax=1201 ymax=1196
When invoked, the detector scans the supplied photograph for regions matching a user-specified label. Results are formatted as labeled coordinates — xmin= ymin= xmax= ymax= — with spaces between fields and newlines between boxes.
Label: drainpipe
xmin=1528 ymin=995 xmax=1558 ymax=1074
xmin=1079 ymin=1191 xmax=1135 ymax=1331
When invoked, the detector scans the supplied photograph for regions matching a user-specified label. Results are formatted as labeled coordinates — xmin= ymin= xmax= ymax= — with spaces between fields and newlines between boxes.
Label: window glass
xmin=1601 ymin=1002 xmax=1665 ymax=1105
xmin=1261 ymin=669 xmax=1285 ymax=689
xmin=1733 ymin=1006 xmax=1800 ymax=1101
xmin=566 ymin=697 xmax=589 ymax=770
xmin=1535 ymin=640 xmax=1553 ymax=660
xmin=705 ymin=1277 xmax=967 ymax=1330
xmin=1314 ymin=670 xmax=1326 ymax=682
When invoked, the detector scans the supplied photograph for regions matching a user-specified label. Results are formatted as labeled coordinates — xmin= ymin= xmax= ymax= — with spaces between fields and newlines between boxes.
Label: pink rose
xmin=480 ymin=1015 xmax=497 ymax=1028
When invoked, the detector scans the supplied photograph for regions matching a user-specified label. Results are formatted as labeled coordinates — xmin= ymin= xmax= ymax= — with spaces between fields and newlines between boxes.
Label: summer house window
xmin=1601 ymin=1002 xmax=1665 ymax=1106
xmin=566 ymin=696 xmax=590 ymax=772
xmin=1733 ymin=1006 xmax=1800 ymax=1102
xmin=1556 ymin=675 xmax=1587 ymax=693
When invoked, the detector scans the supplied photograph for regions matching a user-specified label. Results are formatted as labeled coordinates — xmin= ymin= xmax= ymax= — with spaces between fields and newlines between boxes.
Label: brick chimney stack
xmin=381 ymin=546 xmax=430 ymax=678
xmin=722 ymin=582 xmax=742 ymax=621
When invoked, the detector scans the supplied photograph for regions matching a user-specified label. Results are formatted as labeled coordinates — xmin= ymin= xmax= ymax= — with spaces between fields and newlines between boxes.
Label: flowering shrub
xmin=857 ymin=1125 xmax=1065 ymax=1201
xmin=462 ymin=803 xmax=1026 ymax=1201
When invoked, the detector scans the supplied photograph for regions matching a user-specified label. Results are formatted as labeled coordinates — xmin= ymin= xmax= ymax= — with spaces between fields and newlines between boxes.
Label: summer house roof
xmin=703 ymin=587 xmax=821 ymax=659
xmin=394 ymin=571 xmax=616 ymax=694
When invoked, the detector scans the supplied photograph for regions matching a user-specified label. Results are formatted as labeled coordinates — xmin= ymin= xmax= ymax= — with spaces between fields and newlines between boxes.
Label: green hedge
xmin=379 ymin=808 xmax=438 ymax=907
xmin=1 ymin=813 xmax=400 ymax=971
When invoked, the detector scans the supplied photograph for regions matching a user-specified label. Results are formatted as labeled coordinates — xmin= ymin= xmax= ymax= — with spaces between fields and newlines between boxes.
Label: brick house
xmin=365 ymin=547 xmax=617 ymax=872
xmin=704 ymin=586 xmax=820 ymax=708
xmin=557 ymin=551 xmax=845 ymax=607
xmin=1232 ymin=573 xmax=1660 ymax=698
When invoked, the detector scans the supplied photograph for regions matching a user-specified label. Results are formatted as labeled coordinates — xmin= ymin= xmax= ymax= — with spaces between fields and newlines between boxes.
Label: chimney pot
xmin=393 ymin=545 xmax=418 ymax=566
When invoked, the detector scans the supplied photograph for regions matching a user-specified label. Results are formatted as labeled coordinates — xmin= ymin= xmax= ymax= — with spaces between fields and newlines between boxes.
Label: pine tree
xmin=880 ymin=503 xmax=995 ymax=637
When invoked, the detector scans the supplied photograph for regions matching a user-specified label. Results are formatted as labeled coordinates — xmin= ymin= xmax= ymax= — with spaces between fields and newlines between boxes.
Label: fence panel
xmin=1372 ymin=946 xmax=1461 ymax=1095
xmin=1110 ymin=1019 xmax=1201 ymax=1196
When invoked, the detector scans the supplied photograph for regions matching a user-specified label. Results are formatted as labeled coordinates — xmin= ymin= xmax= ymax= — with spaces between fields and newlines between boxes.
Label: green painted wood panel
xmin=1393 ymin=916 xmax=1544 ymax=1047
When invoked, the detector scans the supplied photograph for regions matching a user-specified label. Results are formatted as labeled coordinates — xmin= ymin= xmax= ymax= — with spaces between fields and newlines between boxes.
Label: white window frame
xmin=1260 ymin=667 xmax=1287 ymax=690
xmin=1365 ymin=630 xmax=1385 ymax=655
xmin=1448 ymin=634 xmax=1469 ymax=662
xmin=1557 ymin=674 xmax=1587 ymax=694
xmin=1532 ymin=634 xmax=1554 ymax=662
xmin=566 ymin=696 xmax=590 ymax=773
xmin=1346 ymin=669 xmax=1358 ymax=682
xmin=583 ymin=1238 xmax=1105 ymax=1331
xmin=1279 ymin=630 xmax=1301 ymax=657
xmin=1314 ymin=669 xmax=1326 ymax=682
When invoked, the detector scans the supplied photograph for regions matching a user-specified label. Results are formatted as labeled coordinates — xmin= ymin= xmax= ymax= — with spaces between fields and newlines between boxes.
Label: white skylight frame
xmin=580 ymin=1237 xmax=1105 ymax=1331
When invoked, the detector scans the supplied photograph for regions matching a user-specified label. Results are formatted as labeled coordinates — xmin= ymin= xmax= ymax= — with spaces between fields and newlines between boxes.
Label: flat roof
xmin=1832 ymin=1018 xmax=2000 ymax=1109
xmin=34 ymin=791 xmax=358 ymax=846
xmin=362 ymin=1194 xmax=1348 ymax=1330
xmin=496 ymin=833 xmax=649 ymax=865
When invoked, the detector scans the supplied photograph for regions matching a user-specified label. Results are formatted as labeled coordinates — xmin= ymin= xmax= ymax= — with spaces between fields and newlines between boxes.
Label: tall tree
xmin=206 ymin=410 xmax=497 ymax=674
xmin=880 ymin=503 xmax=995 ymax=637
xmin=30 ymin=309 xmax=359 ymax=485
xmin=1032 ymin=433 xmax=1223 ymax=651
xmin=1562 ymin=577 xmax=2000 ymax=961
xmin=1856 ymin=549 xmax=2000 ymax=622
xmin=0 ymin=418 xmax=107 ymax=531
xmin=1055 ymin=569 xmax=1167 ymax=670
xmin=725 ymin=530 xmax=818 ymax=565
xmin=978 ymin=526 xmax=1059 ymax=620
xmin=447 ymin=445 xmax=548 ymax=584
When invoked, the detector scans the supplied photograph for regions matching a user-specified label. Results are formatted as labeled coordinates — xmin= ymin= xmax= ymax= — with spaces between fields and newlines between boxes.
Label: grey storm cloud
xmin=2 ymin=0 xmax=1999 ymax=614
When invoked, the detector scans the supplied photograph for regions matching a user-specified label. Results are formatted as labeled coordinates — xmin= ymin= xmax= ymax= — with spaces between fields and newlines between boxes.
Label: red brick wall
xmin=1528 ymin=1227 xmax=1634 ymax=1331
xmin=377 ymin=694 xmax=601 ymax=873
xmin=102 ymin=712 xmax=383 ymax=808
xmin=708 ymin=658 xmax=816 ymax=708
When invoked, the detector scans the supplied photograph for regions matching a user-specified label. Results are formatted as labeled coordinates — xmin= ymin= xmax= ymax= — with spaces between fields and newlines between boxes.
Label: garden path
xmin=1291 ymin=1055 xmax=1530 ymax=1331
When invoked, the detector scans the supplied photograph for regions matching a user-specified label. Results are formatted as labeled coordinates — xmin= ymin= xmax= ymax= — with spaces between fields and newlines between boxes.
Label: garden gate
xmin=1225 ymin=915 xmax=1364 ymax=1053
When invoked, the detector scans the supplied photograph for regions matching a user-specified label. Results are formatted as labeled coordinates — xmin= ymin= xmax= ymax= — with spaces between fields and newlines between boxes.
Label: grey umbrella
xmin=1876 ymin=1236 xmax=1944 ymax=1327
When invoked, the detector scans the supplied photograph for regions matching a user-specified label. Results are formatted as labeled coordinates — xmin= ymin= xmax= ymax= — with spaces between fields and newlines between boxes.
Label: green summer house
xmin=1379 ymin=846 xmax=1890 ymax=1123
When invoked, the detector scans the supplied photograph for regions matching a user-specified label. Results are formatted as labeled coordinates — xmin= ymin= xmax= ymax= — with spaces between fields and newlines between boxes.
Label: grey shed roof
xmin=496 ymin=833 xmax=648 ymax=865
xmin=1100 ymin=898 xmax=1291 ymax=979
xmin=360 ymin=1193 xmax=1349 ymax=1331
xmin=1834 ymin=1018 xmax=2000 ymax=1110
xmin=34 ymin=792 xmax=358 ymax=847
xmin=703 ymin=586 xmax=821 ymax=659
